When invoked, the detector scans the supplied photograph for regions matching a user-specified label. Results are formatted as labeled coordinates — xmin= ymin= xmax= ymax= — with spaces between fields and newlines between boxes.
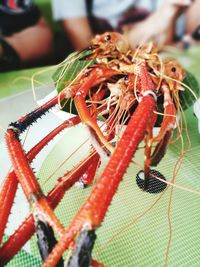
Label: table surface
xmin=0 ymin=47 xmax=200 ymax=267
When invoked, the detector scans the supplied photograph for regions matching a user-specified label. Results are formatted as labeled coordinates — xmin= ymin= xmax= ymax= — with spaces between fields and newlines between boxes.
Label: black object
xmin=136 ymin=169 xmax=167 ymax=194
xmin=192 ymin=25 xmax=200 ymax=40
xmin=0 ymin=38 xmax=20 ymax=71
xmin=9 ymin=102 xmax=54 ymax=133
xmin=0 ymin=0 xmax=32 ymax=13
xmin=67 ymin=229 xmax=96 ymax=267
xmin=0 ymin=2 xmax=41 ymax=36
xmin=36 ymin=220 xmax=64 ymax=267
xmin=0 ymin=1 xmax=42 ymax=71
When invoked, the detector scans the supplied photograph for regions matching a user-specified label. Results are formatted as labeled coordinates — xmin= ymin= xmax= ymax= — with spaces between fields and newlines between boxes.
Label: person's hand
xmin=127 ymin=2 xmax=181 ymax=49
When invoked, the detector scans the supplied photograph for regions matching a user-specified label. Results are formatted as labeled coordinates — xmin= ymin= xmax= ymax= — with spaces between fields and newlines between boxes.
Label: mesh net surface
xmin=3 ymin=105 xmax=200 ymax=267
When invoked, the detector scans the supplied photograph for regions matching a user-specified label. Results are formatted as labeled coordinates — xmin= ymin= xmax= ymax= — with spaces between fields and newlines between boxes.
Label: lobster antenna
xmin=42 ymin=138 xmax=90 ymax=185
xmin=150 ymin=52 xmax=164 ymax=91
xmin=165 ymin=100 xmax=192 ymax=266
xmin=156 ymin=70 xmax=198 ymax=101
xmin=57 ymin=60 xmax=92 ymax=109
xmin=95 ymin=190 xmax=166 ymax=260
xmin=30 ymin=64 xmax=60 ymax=101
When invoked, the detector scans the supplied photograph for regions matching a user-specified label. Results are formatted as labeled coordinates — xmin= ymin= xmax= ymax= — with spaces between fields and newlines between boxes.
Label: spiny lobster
xmin=0 ymin=32 xmax=191 ymax=266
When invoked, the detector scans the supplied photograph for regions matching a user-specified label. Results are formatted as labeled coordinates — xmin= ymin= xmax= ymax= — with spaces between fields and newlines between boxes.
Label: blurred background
xmin=1 ymin=0 xmax=200 ymax=72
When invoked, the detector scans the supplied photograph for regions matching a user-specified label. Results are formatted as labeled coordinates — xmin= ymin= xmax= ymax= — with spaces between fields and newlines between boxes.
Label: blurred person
xmin=51 ymin=0 xmax=151 ymax=51
xmin=128 ymin=0 xmax=200 ymax=49
xmin=181 ymin=0 xmax=200 ymax=48
xmin=0 ymin=0 xmax=54 ymax=72
xmin=52 ymin=0 xmax=200 ymax=52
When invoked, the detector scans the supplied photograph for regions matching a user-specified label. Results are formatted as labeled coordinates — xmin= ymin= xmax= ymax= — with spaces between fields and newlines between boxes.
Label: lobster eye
xmin=171 ymin=67 xmax=176 ymax=72
xmin=105 ymin=34 xmax=111 ymax=41
xmin=84 ymin=71 xmax=90 ymax=77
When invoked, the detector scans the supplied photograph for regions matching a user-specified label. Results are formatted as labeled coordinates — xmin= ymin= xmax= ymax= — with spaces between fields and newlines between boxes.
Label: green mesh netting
xmin=4 ymin=105 xmax=200 ymax=267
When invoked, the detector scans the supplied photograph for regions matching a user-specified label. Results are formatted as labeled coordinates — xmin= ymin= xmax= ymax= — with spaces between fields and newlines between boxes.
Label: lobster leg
xmin=138 ymin=64 xmax=157 ymax=189
xmin=0 ymin=91 xmax=66 ymax=240
xmin=6 ymin=140 xmax=65 ymax=263
xmin=42 ymin=94 xmax=156 ymax=267
xmin=74 ymin=68 xmax=118 ymax=154
xmin=150 ymin=83 xmax=177 ymax=166
xmin=78 ymin=153 xmax=100 ymax=188
xmin=143 ymin=112 xmax=157 ymax=189
xmin=140 ymin=83 xmax=176 ymax=191
xmin=0 ymin=116 xmax=80 ymax=244
xmin=0 ymin=149 xmax=98 ymax=265
xmin=0 ymin=171 xmax=18 ymax=243
xmin=4 ymin=92 xmax=75 ymax=263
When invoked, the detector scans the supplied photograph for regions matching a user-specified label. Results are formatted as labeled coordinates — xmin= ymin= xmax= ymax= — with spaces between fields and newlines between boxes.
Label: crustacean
xmin=0 ymin=32 xmax=196 ymax=267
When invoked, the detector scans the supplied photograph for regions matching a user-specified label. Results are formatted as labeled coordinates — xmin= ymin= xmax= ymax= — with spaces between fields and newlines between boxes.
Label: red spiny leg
xmin=138 ymin=64 xmax=158 ymax=188
xmin=0 ymin=116 xmax=81 ymax=245
xmin=16 ymin=91 xmax=66 ymax=126
xmin=150 ymin=83 xmax=176 ymax=166
xmin=5 ymin=130 xmax=64 ymax=262
xmin=143 ymin=109 xmax=157 ymax=189
xmin=139 ymin=65 xmax=155 ymax=93
xmin=42 ymin=94 xmax=156 ymax=267
xmin=3 ymin=93 xmax=73 ymax=263
xmin=74 ymin=68 xmax=118 ymax=154
xmin=78 ymin=153 xmax=100 ymax=188
xmin=0 ymin=149 xmax=98 ymax=265
xmin=151 ymin=84 xmax=176 ymax=143
xmin=0 ymin=172 xmax=18 ymax=243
